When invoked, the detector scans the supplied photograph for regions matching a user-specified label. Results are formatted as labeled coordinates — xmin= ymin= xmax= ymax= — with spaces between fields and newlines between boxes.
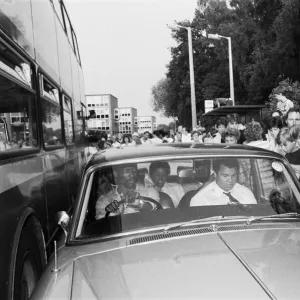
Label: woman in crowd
xmin=191 ymin=131 xmax=202 ymax=143
xmin=121 ymin=134 xmax=133 ymax=148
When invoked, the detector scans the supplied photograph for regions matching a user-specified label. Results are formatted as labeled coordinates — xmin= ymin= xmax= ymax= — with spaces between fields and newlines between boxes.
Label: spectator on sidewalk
xmin=141 ymin=131 xmax=152 ymax=145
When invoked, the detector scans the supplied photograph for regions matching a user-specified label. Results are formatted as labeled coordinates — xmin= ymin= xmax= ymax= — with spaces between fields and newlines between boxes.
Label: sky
xmin=65 ymin=0 xmax=198 ymax=124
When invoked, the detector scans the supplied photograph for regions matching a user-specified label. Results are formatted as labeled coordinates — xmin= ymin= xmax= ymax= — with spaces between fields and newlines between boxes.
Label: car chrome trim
xmin=218 ymin=232 xmax=276 ymax=299
xmin=128 ymin=223 xmax=297 ymax=246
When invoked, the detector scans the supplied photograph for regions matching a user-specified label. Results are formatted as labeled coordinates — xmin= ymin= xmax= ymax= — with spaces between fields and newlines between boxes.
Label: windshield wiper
xmin=164 ymin=215 xmax=249 ymax=232
xmin=246 ymin=212 xmax=300 ymax=225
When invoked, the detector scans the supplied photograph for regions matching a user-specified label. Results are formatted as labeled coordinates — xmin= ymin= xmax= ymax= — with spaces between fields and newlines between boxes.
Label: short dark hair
xmin=97 ymin=140 xmax=105 ymax=150
xmin=269 ymin=117 xmax=283 ymax=129
xmin=213 ymin=158 xmax=239 ymax=173
xmin=286 ymin=107 xmax=300 ymax=118
xmin=144 ymin=131 xmax=150 ymax=135
xmin=122 ymin=134 xmax=132 ymax=143
xmin=153 ymin=130 xmax=160 ymax=137
xmin=149 ymin=161 xmax=171 ymax=176
xmin=216 ymin=118 xmax=227 ymax=127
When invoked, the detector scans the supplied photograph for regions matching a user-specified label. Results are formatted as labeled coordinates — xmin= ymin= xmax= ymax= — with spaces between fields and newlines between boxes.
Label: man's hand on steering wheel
xmin=105 ymin=200 xmax=121 ymax=214
xmin=104 ymin=193 xmax=163 ymax=218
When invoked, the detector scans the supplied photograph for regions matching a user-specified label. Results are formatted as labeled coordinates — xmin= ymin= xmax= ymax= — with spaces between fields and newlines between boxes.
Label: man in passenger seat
xmin=190 ymin=158 xmax=257 ymax=206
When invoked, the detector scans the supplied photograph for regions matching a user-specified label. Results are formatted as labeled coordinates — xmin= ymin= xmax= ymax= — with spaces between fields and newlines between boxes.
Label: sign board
xmin=205 ymin=100 xmax=214 ymax=113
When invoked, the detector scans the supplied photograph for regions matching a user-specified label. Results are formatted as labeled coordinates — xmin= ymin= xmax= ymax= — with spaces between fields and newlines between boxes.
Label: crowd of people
xmin=91 ymin=107 xmax=300 ymax=178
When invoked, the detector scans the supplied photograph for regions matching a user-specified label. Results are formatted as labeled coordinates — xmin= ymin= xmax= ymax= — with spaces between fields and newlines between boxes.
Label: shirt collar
xmin=212 ymin=180 xmax=235 ymax=196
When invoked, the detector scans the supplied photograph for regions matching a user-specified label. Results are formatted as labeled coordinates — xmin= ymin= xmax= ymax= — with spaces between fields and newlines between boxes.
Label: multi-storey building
xmin=86 ymin=94 xmax=118 ymax=134
xmin=114 ymin=107 xmax=138 ymax=134
xmin=135 ymin=116 xmax=156 ymax=134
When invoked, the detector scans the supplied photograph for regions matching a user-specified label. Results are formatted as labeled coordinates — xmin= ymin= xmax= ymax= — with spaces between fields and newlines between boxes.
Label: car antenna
xmin=51 ymin=241 xmax=60 ymax=273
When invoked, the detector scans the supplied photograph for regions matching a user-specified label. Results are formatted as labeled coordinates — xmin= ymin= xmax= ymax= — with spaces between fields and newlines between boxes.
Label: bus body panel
xmin=70 ymin=49 xmax=81 ymax=103
xmin=31 ymin=0 xmax=60 ymax=84
xmin=55 ymin=16 xmax=73 ymax=97
xmin=66 ymin=146 xmax=81 ymax=202
xmin=0 ymin=0 xmax=35 ymax=58
xmin=0 ymin=156 xmax=46 ymax=299
xmin=43 ymin=150 xmax=69 ymax=233
xmin=0 ymin=0 xmax=87 ymax=298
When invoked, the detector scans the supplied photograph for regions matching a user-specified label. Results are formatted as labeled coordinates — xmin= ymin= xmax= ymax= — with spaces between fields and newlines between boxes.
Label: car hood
xmin=70 ymin=228 xmax=300 ymax=299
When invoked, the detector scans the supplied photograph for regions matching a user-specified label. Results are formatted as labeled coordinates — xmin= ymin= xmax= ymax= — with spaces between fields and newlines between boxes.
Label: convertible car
xmin=30 ymin=144 xmax=300 ymax=299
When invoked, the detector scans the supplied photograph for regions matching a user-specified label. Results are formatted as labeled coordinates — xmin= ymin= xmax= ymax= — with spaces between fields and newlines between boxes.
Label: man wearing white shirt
xmin=151 ymin=130 xmax=163 ymax=144
xmin=190 ymin=158 xmax=256 ymax=206
xmin=182 ymin=127 xmax=191 ymax=142
xmin=141 ymin=131 xmax=152 ymax=145
xmin=111 ymin=135 xmax=121 ymax=148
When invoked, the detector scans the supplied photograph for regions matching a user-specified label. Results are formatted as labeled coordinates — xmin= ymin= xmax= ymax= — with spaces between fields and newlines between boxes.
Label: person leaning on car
xmin=95 ymin=163 xmax=160 ymax=219
xmin=190 ymin=158 xmax=257 ymax=206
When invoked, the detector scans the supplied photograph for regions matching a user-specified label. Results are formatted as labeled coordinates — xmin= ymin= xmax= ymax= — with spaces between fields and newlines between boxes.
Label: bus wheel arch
xmin=9 ymin=210 xmax=47 ymax=300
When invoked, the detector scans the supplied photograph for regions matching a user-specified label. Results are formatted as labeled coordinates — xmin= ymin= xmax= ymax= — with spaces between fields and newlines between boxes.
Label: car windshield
xmin=76 ymin=155 xmax=300 ymax=239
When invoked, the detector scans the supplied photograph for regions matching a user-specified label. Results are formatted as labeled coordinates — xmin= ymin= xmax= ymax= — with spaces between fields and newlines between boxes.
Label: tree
xmin=151 ymin=0 xmax=300 ymax=127
xmin=266 ymin=78 xmax=300 ymax=115
xmin=157 ymin=124 xmax=170 ymax=132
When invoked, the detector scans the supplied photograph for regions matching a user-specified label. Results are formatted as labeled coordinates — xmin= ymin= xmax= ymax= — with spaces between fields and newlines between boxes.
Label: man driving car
xmin=190 ymin=158 xmax=257 ymax=206
xmin=95 ymin=163 xmax=160 ymax=219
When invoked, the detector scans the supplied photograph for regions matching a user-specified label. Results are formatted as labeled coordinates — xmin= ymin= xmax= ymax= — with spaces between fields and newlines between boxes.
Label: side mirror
xmin=55 ymin=211 xmax=70 ymax=236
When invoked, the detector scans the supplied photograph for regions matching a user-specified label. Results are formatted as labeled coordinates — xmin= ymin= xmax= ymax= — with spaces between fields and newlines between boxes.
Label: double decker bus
xmin=0 ymin=0 xmax=88 ymax=298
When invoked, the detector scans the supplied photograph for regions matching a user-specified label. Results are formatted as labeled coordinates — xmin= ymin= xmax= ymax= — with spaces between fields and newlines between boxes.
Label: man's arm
xmin=190 ymin=184 xmax=212 ymax=206
xmin=238 ymin=185 xmax=257 ymax=204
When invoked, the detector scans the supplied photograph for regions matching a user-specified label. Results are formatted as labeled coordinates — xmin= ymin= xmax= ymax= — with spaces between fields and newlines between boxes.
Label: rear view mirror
xmin=178 ymin=169 xmax=195 ymax=178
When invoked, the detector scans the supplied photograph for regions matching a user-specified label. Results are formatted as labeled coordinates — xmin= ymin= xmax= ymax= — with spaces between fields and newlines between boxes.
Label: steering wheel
xmin=105 ymin=195 xmax=163 ymax=218
xmin=136 ymin=195 xmax=163 ymax=210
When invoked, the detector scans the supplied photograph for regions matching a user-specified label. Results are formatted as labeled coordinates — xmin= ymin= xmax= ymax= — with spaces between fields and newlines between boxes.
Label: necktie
xmin=223 ymin=191 xmax=240 ymax=203
xmin=223 ymin=191 xmax=251 ymax=211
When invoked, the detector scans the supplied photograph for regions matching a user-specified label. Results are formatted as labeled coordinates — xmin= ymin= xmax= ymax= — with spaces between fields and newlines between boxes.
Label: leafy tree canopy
xmin=151 ymin=0 xmax=300 ymax=128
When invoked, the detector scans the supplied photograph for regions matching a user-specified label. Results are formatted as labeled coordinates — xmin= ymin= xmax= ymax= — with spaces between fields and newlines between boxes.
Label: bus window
xmin=0 ymin=41 xmax=32 ymax=88
xmin=0 ymin=74 xmax=38 ymax=152
xmin=40 ymin=75 xmax=63 ymax=148
xmin=63 ymin=95 xmax=74 ymax=145
xmin=40 ymin=75 xmax=60 ymax=104
xmin=52 ymin=0 xmax=64 ymax=28
xmin=61 ymin=3 xmax=76 ymax=54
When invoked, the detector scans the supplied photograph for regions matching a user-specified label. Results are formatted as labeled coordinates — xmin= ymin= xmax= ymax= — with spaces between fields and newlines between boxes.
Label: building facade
xmin=135 ymin=116 xmax=156 ymax=134
xmin=86 ymin=94 xmax=118 ymax=134
xmin=115 ymin=107 xmax=138 ymax=134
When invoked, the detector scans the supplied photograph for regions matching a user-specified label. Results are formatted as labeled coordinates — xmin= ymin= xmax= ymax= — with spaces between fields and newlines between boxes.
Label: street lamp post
xmin=168 ymin=24 xmax=197 ymax=129
xmin=207 ymin=33 xmax=235 ymax=106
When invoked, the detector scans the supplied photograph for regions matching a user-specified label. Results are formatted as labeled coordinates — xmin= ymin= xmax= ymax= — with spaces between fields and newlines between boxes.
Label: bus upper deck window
xmin=0 ymin=41 xmax=32 ymax=88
